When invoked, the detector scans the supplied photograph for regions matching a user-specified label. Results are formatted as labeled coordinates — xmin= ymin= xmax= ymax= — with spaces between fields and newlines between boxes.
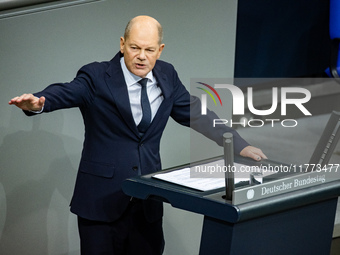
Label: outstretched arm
xmin=9 ymin=93 xmax=45 ymax=112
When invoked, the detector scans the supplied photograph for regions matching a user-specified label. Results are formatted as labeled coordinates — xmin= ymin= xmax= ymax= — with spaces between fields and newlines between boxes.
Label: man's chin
xmin=132 ymin=69 xmax=148 ymax=78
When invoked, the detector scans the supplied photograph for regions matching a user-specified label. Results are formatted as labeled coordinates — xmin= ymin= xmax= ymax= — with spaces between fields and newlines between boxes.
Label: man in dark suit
xmin=9 ymin=15 xmax=266 ymax=255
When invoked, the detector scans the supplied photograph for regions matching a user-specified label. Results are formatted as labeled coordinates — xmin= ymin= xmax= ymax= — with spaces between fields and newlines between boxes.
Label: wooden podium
xmin=122 ymin=157 xmax=340 ymax=254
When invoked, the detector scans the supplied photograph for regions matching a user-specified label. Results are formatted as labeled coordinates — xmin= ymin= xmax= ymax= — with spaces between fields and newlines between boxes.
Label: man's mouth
xmin=136 ymin=63 xmax=146 ymax=68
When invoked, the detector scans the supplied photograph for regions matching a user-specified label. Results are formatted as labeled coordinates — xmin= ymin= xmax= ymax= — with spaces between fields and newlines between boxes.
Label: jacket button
xmin=132 ymin=166 xmax=138 ymax=171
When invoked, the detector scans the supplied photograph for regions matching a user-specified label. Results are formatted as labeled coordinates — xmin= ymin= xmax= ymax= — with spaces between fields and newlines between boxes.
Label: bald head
xmin=120 ymin=15 xmax=165 ymax=77
xmin=124 ymin=16 xmax=163 ymax=45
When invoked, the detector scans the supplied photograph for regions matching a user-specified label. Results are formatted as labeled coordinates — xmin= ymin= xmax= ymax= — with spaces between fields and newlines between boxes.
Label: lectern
xmin=122 ymin=112 xmax=340 ymax=254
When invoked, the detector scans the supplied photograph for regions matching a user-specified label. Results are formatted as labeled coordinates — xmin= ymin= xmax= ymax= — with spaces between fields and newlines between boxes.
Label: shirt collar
xmin=120 ymin=57 xmax=154 ymax=87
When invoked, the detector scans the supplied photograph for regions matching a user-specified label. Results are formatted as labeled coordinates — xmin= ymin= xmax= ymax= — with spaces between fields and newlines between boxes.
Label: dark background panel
xmin=234 ymin=0 xmax=331 ymax=78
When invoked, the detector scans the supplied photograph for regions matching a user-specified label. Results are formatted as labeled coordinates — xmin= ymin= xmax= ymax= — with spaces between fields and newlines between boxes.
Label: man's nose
xmin=138 ymin=49 xmax=146 ymax=60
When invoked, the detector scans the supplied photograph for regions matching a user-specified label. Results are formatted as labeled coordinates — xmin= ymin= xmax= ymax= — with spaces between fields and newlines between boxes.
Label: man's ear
xmin=120 ymin=37 xmax=125 ymax=54
xmin=157 ymin=44 xmax=165 ymax=59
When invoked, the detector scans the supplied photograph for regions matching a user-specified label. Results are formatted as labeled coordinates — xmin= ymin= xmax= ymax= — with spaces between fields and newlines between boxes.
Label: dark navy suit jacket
xmin=28 ymin=52 xmax=249 ymax=222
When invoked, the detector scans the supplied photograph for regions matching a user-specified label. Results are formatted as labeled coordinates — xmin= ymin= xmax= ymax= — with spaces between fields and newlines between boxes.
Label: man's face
xmin=120 ymin=23 xmax=164 ymax=78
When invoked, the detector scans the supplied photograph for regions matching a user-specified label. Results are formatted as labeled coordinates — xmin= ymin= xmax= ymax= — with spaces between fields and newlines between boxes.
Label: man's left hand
xmin=240 ymin=146 xmax=267 ymax=161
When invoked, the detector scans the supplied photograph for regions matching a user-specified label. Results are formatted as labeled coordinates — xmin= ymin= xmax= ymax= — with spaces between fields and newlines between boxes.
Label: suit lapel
xmin=153 ymin=64 xmax=172 ymax=100
xmin=104 ymin=54 xmax=140 ymax=136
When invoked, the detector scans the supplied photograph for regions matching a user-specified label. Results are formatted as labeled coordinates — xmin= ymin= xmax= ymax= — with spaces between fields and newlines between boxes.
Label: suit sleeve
xmin=24 ymin=63 xmax=98 ymax=115
xmin=169 ymin=67 xmax=249 ymax=155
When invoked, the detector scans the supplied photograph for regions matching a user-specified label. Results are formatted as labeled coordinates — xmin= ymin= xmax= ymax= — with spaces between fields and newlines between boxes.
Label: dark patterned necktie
xmin=137 ymin=78 xmax=151 ymax=134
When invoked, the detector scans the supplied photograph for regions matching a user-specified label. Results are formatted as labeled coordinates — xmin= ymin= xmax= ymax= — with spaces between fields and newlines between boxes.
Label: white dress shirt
xmin=120 ymin=57 xmax=164 ymax=126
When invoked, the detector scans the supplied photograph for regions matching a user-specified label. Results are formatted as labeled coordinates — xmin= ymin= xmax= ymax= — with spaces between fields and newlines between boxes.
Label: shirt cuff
xmin=29 ymin=105 xmax=44 ymax=114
